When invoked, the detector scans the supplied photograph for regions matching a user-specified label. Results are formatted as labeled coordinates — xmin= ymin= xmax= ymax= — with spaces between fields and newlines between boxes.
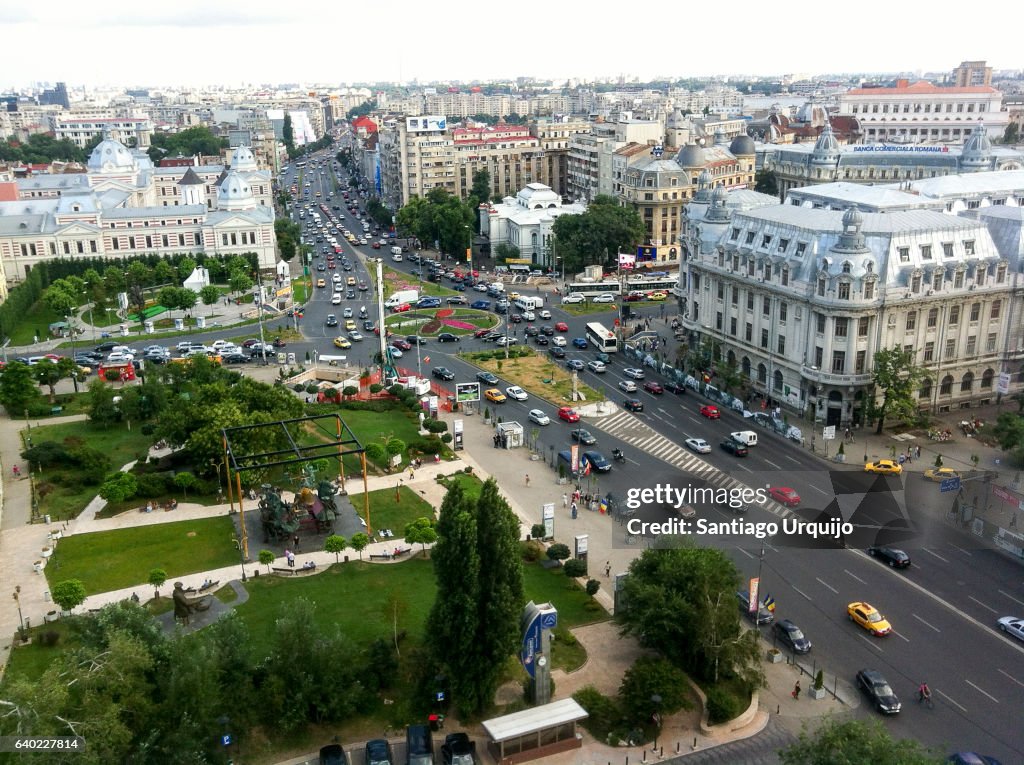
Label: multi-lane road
xmin=284 ymin=150 xmax=1024 ymax=762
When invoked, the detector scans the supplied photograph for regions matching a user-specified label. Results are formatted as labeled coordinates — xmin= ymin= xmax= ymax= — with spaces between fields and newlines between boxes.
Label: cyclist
xmin=917 ymin=682 xmax=931 ymax=703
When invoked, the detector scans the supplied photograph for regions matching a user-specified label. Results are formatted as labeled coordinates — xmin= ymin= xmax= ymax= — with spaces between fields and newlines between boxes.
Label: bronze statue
xmin=172 ymin=582 xmax=193 ymax=624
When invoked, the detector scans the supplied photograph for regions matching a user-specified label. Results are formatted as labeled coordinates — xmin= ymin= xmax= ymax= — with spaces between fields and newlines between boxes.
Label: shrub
xmin=369 ymin=383 xmax=384 ymax=394
xmin=521 ymin=540 xmax=544 ymax=562
xmin=39 ymin=630 xmax=61 ymax=647
xmin=563 ymin=558 xmax=587 ymax=578
xmin=440 ymin=433 xmax=452 ymax=444
xmin=705 ymin=686 xmax=747 ymax=725
xmin=99 ymin=472 xmax=138 ymax=503
xmin=585 ymin=579 xmax=600 ymax=596
xmin=572 ymin=686 xmax=621 ymax=739
xmin=546 ymin=543 xmax=571 ymax=561
xmin=364 ymin=443 xmax=386 ymax=462
xmin=619 ymin=656 xmax=692 ymax=725
xmin=305 ymin=383 xmax=320 ymax=394
xmin=423 ymin=419 xmax=448 ymax=434
xmin=292 ymin=383 xmax=305 ymax=392
xmin=68 ymin=446 xmax=112 ymax=485
xmin=140 ymin=423 xmax=155 ymax=436
xmin=388 ymin=384 xmax=405 ymax=396
xmin=530 ymin=523 xmax=546 ymax=540
xmin=22 ymin=441 xmax=72 ymax=469
xmin=409 ymin=438 xmax=443 ymax=455
xmin=134 ymin=472 xmax=171 ymax=499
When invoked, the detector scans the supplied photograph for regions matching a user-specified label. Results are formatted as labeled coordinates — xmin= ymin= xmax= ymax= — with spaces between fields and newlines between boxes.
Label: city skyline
xmin=0 ymin=1 xmax=1020 ymax=90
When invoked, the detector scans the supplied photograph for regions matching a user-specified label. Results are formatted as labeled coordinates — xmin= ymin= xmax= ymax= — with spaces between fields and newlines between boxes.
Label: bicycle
xmin=917 ymin=690 xmax=934 ymax=709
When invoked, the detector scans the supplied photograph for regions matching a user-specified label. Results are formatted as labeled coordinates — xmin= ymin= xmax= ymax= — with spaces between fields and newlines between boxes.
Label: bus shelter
xmin=483 ymin=698 xmax=587 ymax=765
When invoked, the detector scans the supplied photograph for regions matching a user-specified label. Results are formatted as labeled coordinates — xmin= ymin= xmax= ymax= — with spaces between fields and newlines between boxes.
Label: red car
xmin=555 ymin=321 xmax=569 ymax=332
xmin=643 ymin=381 xmax=664 ymax=394
xmin=393 ymin=303 xmax=411 ymax=313
xmin=558 ymin=407 xmax=580 ymax=423
xmin=700 ymin=405 xmax=721 ymax=419
xmin=769 ymin=487 xmax=801 ymax=507
xmin=474 ymin=328 xmax=491 ymax=338
xmin=390 ymin=339 xmax=412 ymax=351
xmin=328 ymin=262 xmax=337 ymax=269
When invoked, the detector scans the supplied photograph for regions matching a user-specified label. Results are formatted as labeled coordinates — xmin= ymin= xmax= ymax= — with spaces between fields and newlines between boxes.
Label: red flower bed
xmin=435 ymin=308 xmax=454 ymax=319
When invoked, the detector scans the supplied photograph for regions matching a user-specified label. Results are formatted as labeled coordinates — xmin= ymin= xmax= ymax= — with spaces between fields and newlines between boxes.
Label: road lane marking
xmin=891 ymin=629 xmax=910 ymax=642
xmin=950 ymin=544 xmax=973 ymax=557
xmin=786 ymin=455 xmax=802 ymax=463
xmin=922 ymin=548 xmax=950 ymax=563
xmin=737 ymin=548 xmax=755 ymax=559
xmin=816 ymin=577 xmax=838 ymax=594
xmin=809 ymin=485 xmax=830 ymax=497
xmin=792 ymin=586 xmax=811 ymax=601
xmin=999 ymin=590 xmax=1024 ymax=608
xmin=964 ymin=679 xmax=999 ymax=703
xmin=969 ymin=596 xmax=997 ymax=613
xmin=912 ymin=613 xmax=941 ymax=632
xmin=735 ymin=463 xmax=752 ymax=472
xmin=936 ymin=689 xmax=967 ymax=712
xmin=844 ymin=569 xmax=867 ymax=585
xmin=997 ymin=668 xmax=1024 ymax=688
xmin=764 ymin=460 xmax=782 ymax=469
xmin=657 ymin=408 xmax=670 ymax=416
xmin=858 ymin=634 xmax=883 ymax=651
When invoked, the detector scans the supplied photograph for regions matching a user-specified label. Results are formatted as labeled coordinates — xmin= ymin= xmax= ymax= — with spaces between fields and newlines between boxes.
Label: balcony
xmin=801 ymin=365 xmax=872 ymax=387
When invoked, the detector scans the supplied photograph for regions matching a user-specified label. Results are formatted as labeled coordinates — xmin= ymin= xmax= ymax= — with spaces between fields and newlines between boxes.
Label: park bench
xmin=369 ymin=553 xmax=392 ymax=561
xmin=271 ymin=567 xmax=295 ymax=576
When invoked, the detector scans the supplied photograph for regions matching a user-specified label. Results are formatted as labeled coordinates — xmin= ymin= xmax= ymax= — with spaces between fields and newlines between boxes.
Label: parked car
xmin=736 ymin=590 xmax=774 ymax=624
xmin=623 ymin=367 xmax=645 ymax=379
xmin=773 ymin=619 xmax=812 ymax=654
xmin=441 ymin=733 xmax=475 ymax=765
xmin=366 ymin=739 xmax=393 ymax=765
xmin=856 ymin=669 xmax=901 ymax=715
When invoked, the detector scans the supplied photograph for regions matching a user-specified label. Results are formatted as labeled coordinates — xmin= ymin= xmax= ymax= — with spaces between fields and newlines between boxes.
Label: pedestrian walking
xmin=409 ymin=466 xmax=415 ymax=479
xmin=11 ymin=464 xmax=19 ymax=479
xmin=562 ymin=492 xmax=568 ymax=508
xmin=286 ymin=549 xmax=295 ymax=568
xmin=605 ymin=561 xmax=611 ymax=577
xmin=792 ymin=681 xmax=801 ymax=700
xmin=915 ymin=445 xmax=921 ymax=459
xmin=293 ymin=533 xmax=300 ymax=553
xmin=844 ymin=427 xmax=851 ymax=442
xmin=571 ymin=501 xmax=578 ymax=519
xmin=524 ymin=474 xmax=530 ymax=487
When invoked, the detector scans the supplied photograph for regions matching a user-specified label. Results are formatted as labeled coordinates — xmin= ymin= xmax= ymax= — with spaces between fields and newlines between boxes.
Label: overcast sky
xmin=1 ymin=1 xmax=1019 ymax=89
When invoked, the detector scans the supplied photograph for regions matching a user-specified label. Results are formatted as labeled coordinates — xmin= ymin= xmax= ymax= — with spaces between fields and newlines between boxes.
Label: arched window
xmin=742 ymin=357 xmax=751 ymax=376
xmin=940 ymin=375 xmax=954 ymax=395
xmin=727 ymin=350 xmax=736 ymax=366
xmin=773 ymin=369 xmax=784 ymax=392
xmin=960 ymin=372 xmax=974 ymax=393
xmin=981 ymin=368 xmax=994 ymax=389
xmin=757 ymin=363 xmax=767 ymax=384
xmin=919 ymin=378 xmax=932 ymax=399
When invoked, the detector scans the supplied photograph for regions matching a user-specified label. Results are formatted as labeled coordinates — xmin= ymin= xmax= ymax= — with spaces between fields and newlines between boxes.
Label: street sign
xmin=998 ymin=372 xmax=1011 ymax=395
xmin=940 ymin=477 xmax=962 ymax=493
xmin=823 ymin=426 xmax=836 ymax=441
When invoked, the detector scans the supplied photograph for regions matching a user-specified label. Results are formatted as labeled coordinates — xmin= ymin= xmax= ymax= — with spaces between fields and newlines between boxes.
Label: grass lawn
xmin=8 ymin=301 xmax=70 ymax=345
xmin=465 ymin=350 xmax=604 ymax=405
xmin=43 ymin=515 xmax=239 ymax=594
xmin=26 ymin=420 xmax=156 ymax=521
xmin=384 ymin=309 xmax=497 ymax=336
xmin=1 ymin=621 xmax=80 ymax=683
xmin=436 ymin=472 xmax=484 ymax=503
xmin=348 ymin=485 xmax=435 ymax=537
xmin=382 ymin=266 xmax=457 ymax=299
xmin=521 ymin=560 xmax=608 ymax=629
xmin=299 ymin=404 xmax=425 ymax=474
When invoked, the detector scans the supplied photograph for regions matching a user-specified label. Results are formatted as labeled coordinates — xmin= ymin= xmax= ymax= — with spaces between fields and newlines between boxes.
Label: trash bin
xmin=44 ymin=591 xmax=50 ymax=602
xmin=44 ymin=514 xmax=51 ymax=524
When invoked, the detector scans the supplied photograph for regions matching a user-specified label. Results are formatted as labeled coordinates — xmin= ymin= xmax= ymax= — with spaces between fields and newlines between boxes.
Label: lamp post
xmin=650 ymin=693 xmax=662 ymax=751
xmin=13 ymin=586 xmax=25 ymax=637
xmin=235 ymin=526 xmax=248 ymax=582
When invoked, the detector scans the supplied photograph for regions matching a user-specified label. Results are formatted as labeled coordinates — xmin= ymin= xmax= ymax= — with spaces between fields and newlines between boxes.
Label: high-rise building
xmin=953 ymin=60 xmax=992 ymax=88
xmin=38 ymin=82 xmax=69 ymax=109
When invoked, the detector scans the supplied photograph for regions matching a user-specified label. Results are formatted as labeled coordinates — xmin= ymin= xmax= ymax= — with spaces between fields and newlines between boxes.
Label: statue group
xmin=257 ymin=468 xmax=339 ymax=543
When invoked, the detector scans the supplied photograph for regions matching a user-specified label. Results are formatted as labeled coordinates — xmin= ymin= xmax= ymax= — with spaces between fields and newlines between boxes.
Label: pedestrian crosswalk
xmin=590 ymin=410 xmax=794 ymax=519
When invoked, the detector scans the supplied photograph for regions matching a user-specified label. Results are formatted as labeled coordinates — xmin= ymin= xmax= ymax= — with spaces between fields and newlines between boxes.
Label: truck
xmin=384 ymin=289 xmax=419 ymax=309
xmin=514 ymin=296 xmax=544 ymax=311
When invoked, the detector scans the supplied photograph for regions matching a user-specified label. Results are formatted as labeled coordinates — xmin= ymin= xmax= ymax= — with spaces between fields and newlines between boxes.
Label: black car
xmin=319 ymin=744 xmax=346 ymax=765
xmin=534 ymin=335 xmax=549 ymax=346
xmin=663 ymin=381 xmax=686 ymax=395
xmin=441 ymin=733 xmax=475 ymax=765
xmin=437 ymin=333 xmax=460 ymax=343
xmin=539 ymin=325 xmax=554 ymax=336
xmin=867 ymin=546 xmax=911 ymax=568
xmin=347 ymin=289 xmax=356 ymax=299
xmin=773 ymin=619 xmax=812 ymax=653
xmin=95 ymin=341 xmax=118 ymax=353
xmin=432 ymin=367 xmax=455 ymax=381
xmin=482 ymin=331 xmax=503 ymax=342
xmin=736 ymin=590 xmax=774 ymax=625
xmin=222 ymin=352 xmax=249 ymax=364
xmin=624 ymin=398 xmax=644 ymax=412
xmin=524 ymin=325 xmax=539 ymax=336
xmin=856 ymin=669 xmax=902 ymax=714
xmin=476 ymin=371 xmax=499 ymax=385
xmin=325 ymin=315 xmax=339 ymax=327
xmin=363 ymin=320 xmax=375 ymax=331
xmin=366 ymin=739 xmax=393 ymax=765
xmin=548 ymin=346 xmax=566 ymax=359
xmin=406 ymin=725 xmax=433 ymax=765
xmin=582 ymin=450 xmax=612 ymax=473
xmin=405 ymin=335 xmax=428 ymax=346
xmin=571 ymin=428 xmax=597 ymax=445
xmin=720 ymin=439 xmax=748 ymax=457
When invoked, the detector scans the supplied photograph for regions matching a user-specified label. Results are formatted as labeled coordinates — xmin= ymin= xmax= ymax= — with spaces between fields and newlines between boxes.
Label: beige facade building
xmin=528 ymin=119 xmax=592 ymax=199
xmin=953 ymin=60 xmax=992 ymax=88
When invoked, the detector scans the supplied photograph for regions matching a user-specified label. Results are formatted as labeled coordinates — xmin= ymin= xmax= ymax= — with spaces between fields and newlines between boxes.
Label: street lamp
xmin=650 ymin=693 xmax=662 ymax=751
xmin=13 ymin=586 xmax=25 ymax=637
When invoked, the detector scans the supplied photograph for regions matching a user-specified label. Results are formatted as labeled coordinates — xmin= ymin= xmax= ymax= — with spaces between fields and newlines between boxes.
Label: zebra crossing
xmin=590 ymin=410 xmax=794 ymax=519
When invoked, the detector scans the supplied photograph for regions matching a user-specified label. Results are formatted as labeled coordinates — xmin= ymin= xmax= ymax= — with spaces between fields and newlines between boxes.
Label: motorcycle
xmin=611 ymin=449 xmax=626 ymax=463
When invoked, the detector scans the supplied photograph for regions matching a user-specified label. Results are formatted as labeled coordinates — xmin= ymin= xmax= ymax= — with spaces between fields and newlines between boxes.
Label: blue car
xmin=416 ymin=297 xmax=441 ymax=308
xmin=471 ymin=300 xmax=491 ymax=310
xmin=572 ymin=337 xmax=589 ymax=349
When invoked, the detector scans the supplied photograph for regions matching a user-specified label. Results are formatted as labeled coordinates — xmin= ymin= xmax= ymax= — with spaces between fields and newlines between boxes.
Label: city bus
xmin=567 ymin=276 xmax=676 ymax=297
xmin=585 ymin=322 xmax=618 ymax=353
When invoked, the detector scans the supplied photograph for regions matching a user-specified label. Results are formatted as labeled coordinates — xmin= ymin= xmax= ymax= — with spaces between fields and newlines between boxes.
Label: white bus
xmin=585 ymin=322 xmax=618 ymax=353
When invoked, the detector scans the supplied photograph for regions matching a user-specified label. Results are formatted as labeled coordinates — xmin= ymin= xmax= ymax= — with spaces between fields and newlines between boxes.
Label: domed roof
xmin=812 ymin=123 xmax=840 ymax=161
xmin=712 ymin=184 xmax=728 ymax=203
xmin=714 ymin=127 xmax=729 ymax=146
xmin=87 ymin=137 xmax=137 ymax=173
xmin=675 ymin=143 xmax=704 ymax=168
xmin=216 ymin=170 xmax=255 ymax=210
xmin=230 ymin=145 xmax=258 ymax=171
xmin=729 ymin=135 xmax=755 ymax=156
xmin=961 ymin=123 xmax=993 ymax=167
xmin=842 ymin=206 xmax=863 ymax=230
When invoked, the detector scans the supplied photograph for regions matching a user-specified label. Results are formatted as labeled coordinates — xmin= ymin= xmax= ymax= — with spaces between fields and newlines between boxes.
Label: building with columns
xmin=478 ymin=183 xmax=587 ymax=269
xmin=0 ymin=139 xmax=277 ymax=286
xmin=677 ymin=177 xmax=1024 ymax=425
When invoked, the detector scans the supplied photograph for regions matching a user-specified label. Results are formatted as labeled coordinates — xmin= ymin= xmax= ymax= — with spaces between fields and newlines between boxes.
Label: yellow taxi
xmin=508 ymin=291 xmax=521 ymax=300
xmin=484 ymin=388 xmax=507 ymax=403
xmin=648 ymin=291 xmax=668 ymax=301
xmin=345 ymin=319 xmax=357 ymax=331
xmin=333 ymin=337 xmax=352 ymax=349
xmin=923 ymin=467 xmax=960 ymax=482
xmin=347 ymin=276 xmax=357 ymax=286
xmin=864 ymin=459 xmax=902 ymax=475
xmin=317 ymin=278 xmax=326 ymax=288
xmin=847 ymin=602 xmax=892 ymax=636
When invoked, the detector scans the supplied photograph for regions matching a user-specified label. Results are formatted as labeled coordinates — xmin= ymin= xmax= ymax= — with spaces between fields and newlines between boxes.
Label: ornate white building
xmin=0 ymin=139 xmax=277 ymax=285
xmin=677 ymin=175 xmax=1024 ymax=425
xmin=479 ymin=183 xmax=587 ymax=270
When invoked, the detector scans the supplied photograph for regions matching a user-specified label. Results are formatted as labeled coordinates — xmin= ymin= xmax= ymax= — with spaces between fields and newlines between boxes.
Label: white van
xmin=730 ymin=431 xmax=758 ymax=447
xmin=391 ymin=246 xmax=403 ymax=261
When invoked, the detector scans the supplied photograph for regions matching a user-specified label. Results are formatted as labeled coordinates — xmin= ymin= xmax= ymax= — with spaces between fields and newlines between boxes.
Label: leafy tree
xmin=990 ymin=412 xmax=1024 ymax=466
xmin=1003 ymin=121 xmax=1020 ymax=145
xmin=99 ymin=472 xmax=138 ymax=503
xmin=868 ymin=347 xmax=925 ymax=434
xmin=618 ymin=656 xmax=692 ymax=726
xmin=151 ymin=260 xmax=176 ymax=285
xmin=494 ymin=242 xmax=521 ymax=262
xmin=34 ymin=361 xmax=67 ymax=403
xmin=125 ymin=261 xmax=152 ymax=288
xmin=282 ymin=114 xmax=295 ymax=156
xmin=148 ymin=568 xmax=167 ymax=598
xmin=228 ymin=271 xmax=254 ymax=295
xmin=146 ymin=126 xmax=227 ymax=164
xmin=103 ymin=264 xmax=127 ymax=294
xmin=385 ymin=437 xmax=406 ymax=458
xmin=779 ymin=718 xmax=939 ymax=765
xmin=84 ymin=377 xmax=121 ymax=426
xmin=349 ymin=531 xmax=369 ymax=559
xmin=0 ymin=361 xmax=41 ymax=416
xmin=157 ymin=286 xmax=180 ymax=310
xmin=471 ymin=478 xmax=525 ymax=713
xmin=404 ymin=516 xmax=438 ymax=554
xmin=551 ymin=195 xmax=645 ymax=273
xmin=43 ymin=282 xmax=77 ymax=317
xmin=324 ymin=534 xmax=348 ymax=562
xmin=51 ymin=579 xmax=87 ymax=612
xmin=546 ymin=543 xmax=571 ymax=561
xmin=259 ymin=549 xmax=276 ymax=572
xmin=754 ymin=168 xmax=779 ymax=197
xmin=173 ymin=471 xmax=198 ymax=497
xmin=199 ymin=285 xmax=221 ymax=312
xmin=468 ymin=168 xmax=492 ymax=210
xmin=176 ymin=286 xmax=197 ymax=313
xmin=176 ymin=255 xmax=197 ymax=282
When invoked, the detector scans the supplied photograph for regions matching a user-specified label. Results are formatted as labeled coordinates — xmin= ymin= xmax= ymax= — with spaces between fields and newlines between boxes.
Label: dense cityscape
xmin=0 ymin=54 xmax=1022 ymax=765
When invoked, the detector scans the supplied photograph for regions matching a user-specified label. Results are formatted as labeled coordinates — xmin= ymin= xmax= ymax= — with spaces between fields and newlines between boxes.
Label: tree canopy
xmin=0 ymin=133 xmax=101 ymax=164
xmin=551 ymin=195 xmax=645 ymax=275
xmin=779 ymin=718 xmax=940 ymax=765
xmin=868 ymin=346 xmax=925 ymax=434
xmin=395 ymin=189 xmax=475 ymax=256
xmin=146 ymin=127 xmax=227 ymax=164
